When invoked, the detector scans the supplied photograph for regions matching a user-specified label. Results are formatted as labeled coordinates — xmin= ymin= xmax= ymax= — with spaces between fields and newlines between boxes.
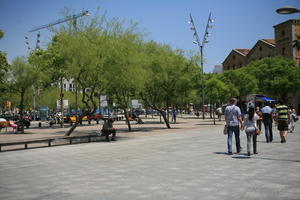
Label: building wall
xmin=274 ymin=20 xmax=294 ymax=59
xmin=247 ymin=41 xmax=275 ymax=63
xmin=223 ymin=51 xmax=247 ymax=70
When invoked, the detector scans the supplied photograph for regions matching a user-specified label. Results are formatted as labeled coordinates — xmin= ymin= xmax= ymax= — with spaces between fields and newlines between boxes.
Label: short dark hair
xmin=229 ymin=98 xmax=237 ymax=104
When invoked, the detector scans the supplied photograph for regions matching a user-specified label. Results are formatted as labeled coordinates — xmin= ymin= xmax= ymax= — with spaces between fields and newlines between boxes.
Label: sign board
xmin=131 ymin=100 xmax=139 ymax=108
xmin=100 ymin=95 xmax=108 ymax=107
xmin=57 ymin=100 xmax=69 ymax=109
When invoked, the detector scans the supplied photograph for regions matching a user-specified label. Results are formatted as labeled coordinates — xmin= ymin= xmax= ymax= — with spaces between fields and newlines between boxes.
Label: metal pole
xmin=60 ymin=77 xmax=64 ymax=127
xmin=200 ymin=45 xmax=205 ymax=119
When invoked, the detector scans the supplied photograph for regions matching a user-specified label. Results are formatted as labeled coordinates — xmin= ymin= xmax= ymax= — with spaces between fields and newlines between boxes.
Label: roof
xmin=234 ymin=48 xmax=251 ymax=56
xmin=273 ymin=19 xmax=300 ymax=28
xmin=261 ymin=39 xmax=275 ymax=46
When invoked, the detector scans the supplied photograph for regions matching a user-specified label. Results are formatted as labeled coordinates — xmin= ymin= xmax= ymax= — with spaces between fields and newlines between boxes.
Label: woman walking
xmin=242 ymin=105 xmax=259 ymax=156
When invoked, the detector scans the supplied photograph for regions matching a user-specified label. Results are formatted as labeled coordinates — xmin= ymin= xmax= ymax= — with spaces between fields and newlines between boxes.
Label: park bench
xmin=59 ymin=134 xmax=100 ymax=144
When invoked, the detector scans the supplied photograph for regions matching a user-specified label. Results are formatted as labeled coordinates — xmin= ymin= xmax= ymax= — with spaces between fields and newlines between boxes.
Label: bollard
xmin=38 ymin=122 xmax=42 ymax=127
xmin=88 ymin=120 xmax=91 ymax=124
xmin=96 ymin=120 xmax=99 ymax=124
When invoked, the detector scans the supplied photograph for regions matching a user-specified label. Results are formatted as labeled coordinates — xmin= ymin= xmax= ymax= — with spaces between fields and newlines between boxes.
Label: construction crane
xmin=25 ymin=10 xmax=89 ymax=50
xmin=29 ymin=10 xmax=89 ymax=33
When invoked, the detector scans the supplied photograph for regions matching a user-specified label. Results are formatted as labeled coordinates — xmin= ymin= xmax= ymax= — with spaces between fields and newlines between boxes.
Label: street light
xmin=188 ymin=12 xmax=214 ymax=119
xmin=276 ymin=6 xmax=300 ymax=14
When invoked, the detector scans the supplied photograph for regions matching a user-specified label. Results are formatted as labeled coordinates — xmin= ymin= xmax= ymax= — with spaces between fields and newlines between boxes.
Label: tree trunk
xmin=65 ymin=110 xmax=91 ymax=136
xmin=213 ymin=103 xmax=216 ymax=125
xmin=123 ymin=109 xmax=132 ymax=132
xmin=159 ymin=109 xmax=170 ymax=128
xmin=19 ymin=89 xmax=26 ymax=134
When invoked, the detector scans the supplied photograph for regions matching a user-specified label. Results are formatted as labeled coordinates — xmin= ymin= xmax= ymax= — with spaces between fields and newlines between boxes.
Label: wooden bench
xmin=0 ymin=134 xmax=102 ymax=152
xmin=60 ymin=134 xmax=100 ymax=144
xmin=0 ymin=137 xmax=56 ymax=152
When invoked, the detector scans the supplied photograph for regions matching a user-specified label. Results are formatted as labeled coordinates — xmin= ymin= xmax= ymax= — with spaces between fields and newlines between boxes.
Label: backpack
xmin=262 ymin=113 xmax=271 ymax=123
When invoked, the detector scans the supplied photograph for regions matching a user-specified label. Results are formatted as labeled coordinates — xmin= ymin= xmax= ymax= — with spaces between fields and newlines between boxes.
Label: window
xmin=233 ymin=55 xmax=236 ymax=60
xmin=282 ymin=47 xmax=286 ymax=55
xmin=259 ymin=46 xmax=262 ymax=52
xmin=281 ymin=30 xmax=285 ymax=37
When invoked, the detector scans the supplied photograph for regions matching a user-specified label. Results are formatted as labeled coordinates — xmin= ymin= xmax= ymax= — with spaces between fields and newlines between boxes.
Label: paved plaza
xmin=0 ymin=118 xmax=300 ymax=200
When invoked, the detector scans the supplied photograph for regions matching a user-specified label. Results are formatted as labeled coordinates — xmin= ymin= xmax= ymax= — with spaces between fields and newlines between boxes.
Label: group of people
xmin=224 ymin=97 xmax=298 ymax=156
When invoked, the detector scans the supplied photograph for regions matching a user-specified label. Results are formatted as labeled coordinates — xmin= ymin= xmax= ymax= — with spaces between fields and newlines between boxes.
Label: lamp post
xmin=276 ymin=6 xmax=300 ymax=14
xmin=189 ymin=12 xmax=214 ymax=119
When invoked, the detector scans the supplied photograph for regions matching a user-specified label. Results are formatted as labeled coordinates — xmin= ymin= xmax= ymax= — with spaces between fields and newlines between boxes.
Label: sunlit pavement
xmin=0 ymin=121 xmax=299 ymax=200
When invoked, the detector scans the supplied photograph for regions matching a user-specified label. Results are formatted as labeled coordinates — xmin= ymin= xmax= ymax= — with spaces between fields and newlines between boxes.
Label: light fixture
xmin=276 ymin=6 xmax=300 ymax=14
xmin=210 ymin=19 xmax=214 ymax=23
xmin=190 ymin=27 xmax=195 ymax=30
xmin=193 ymin=41 xmax=198 ymax=44
xmin=204 ymin=39 xmax=209 ymax=43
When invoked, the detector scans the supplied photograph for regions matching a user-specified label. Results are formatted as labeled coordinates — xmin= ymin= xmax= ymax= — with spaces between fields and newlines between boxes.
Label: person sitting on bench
xmin=101 ymin=118 xmax=116 ymax=142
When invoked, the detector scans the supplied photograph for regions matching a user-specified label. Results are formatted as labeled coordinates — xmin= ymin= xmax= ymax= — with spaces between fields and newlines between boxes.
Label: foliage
xmin=10 ymin=57 xmax=40 ymax=132
xmin=204 ymin=76 xmax=231 ymax=105
xmin=243 ymin=56 xmax=300 ymax=101
xmin=221 ymin=69 xmax=258 ymax=98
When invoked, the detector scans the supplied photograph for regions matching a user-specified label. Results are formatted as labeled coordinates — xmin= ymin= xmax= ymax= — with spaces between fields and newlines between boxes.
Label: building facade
xmin=222 ymin=19 xmax=300 ymax=114
xmin=223 ymin=19 xmax=300 ymax=70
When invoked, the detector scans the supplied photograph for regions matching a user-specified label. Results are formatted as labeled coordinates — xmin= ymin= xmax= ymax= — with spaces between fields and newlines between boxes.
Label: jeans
xmin=227 ymin=125 xmax=240 ymax=153
xmin=263 ymin=121 xmax=273 ymax=142
xmin=246 ymin=131 xmax=257 ymax=153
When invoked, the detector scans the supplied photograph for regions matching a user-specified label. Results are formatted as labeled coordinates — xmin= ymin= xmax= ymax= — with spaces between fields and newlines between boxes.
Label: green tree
xmin=221 ymin=69 xmax=258 ymax=98
xmin=0 ymin=29 xmax=4 ymax=39
xmin=103 ymin=31 xmax=146 ymax=131
xmin=0 ymin=29 xmax=9 ymax=109
xmin=140 ymin=41 xmax=196 ymax=128
xmin=10 ymin=57 xmax=40 ymax=133
xmin=244 ymin=57 xmax=300 ymax=102
xmin=204 ymin=76 xmax=231 ymax=124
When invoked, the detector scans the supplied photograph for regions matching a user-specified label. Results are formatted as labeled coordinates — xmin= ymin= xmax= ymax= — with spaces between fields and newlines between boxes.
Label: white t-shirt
xmin=244 ymin=113 xmax=259 ymax=133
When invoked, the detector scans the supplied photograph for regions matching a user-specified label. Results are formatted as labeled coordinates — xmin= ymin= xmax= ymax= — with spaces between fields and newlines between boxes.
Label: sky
xmin=0 ymin=0 xmax=299 ymax=73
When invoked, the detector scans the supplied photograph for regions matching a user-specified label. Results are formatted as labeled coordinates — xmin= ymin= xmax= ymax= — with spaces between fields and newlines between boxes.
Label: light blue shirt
xmin=225 ymin=105 xmax=241 ymax=126
xmin=261 ymin=106 xmax=272 ymax=114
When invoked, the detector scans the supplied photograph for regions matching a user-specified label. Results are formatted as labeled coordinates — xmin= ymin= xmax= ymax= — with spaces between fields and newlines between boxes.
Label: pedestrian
xmin=255 ymin=107 xmax=263 ymax=131
xmin=216 ymin=106 xmax=222 ymax=121
xmin=288 ymin=106 xmax=297 ymax=133
xmin=242 ymin=105 xmax=259 ymax=156
xmin=225 ymin=98 xmax=243 ymax=155
xmin=172 ymin=109 xmax=177 ymax=123
xmin=101 ymin=118 xmax=116 ymax=142
xmin=261 ymin=102 xmax=273 ymax=143
xmin=275 ymin=101 xmax=290 ymax=143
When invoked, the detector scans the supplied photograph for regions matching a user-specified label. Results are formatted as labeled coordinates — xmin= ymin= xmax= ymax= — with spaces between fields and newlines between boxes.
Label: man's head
xmin=229 ymin=98 xmax=237 ymax=105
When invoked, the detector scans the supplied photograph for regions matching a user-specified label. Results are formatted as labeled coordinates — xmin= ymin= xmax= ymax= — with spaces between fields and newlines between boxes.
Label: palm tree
xmin=293 ymin=35 xmax=300 ymax=66
xmin=292 ymin=35 xmax=300 ymax=50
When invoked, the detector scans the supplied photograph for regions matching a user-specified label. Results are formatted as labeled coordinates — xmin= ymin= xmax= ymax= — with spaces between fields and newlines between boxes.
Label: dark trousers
xmin=263 ymin=121 xmax=273 ymax=142
xmin=102 ymin=129 xmax=116 ymax=142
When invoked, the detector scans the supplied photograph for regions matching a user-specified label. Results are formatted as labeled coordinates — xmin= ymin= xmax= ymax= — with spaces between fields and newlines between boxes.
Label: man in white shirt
xmin=261 ymin=102 xmax=273 ymax=143
xmin=225 ymin=98 xmax=243 ymax=155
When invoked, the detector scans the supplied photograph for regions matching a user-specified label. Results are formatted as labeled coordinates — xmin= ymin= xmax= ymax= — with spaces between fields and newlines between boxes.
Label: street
xmin=0 ymin=120 xmax=300 ymax=200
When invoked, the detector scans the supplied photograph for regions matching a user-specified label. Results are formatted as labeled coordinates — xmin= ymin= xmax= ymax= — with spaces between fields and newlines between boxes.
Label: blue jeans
xmin=263 ymin=121 xmax=273 ymax=142
xmin=227 ymin=125 xmax=241 ymax=153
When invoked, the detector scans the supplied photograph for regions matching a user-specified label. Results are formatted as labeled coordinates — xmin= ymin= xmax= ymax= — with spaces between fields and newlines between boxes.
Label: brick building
xmin=222 ymin=19 xmax=300 ymax=113
xmin=223 ymin=19 xmax=300 ymax=70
